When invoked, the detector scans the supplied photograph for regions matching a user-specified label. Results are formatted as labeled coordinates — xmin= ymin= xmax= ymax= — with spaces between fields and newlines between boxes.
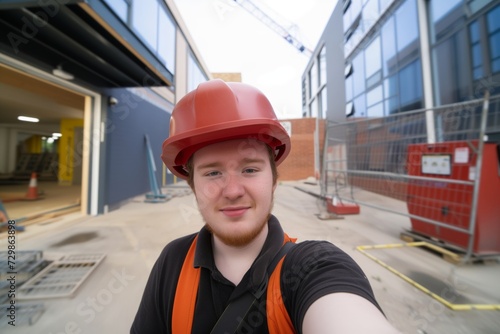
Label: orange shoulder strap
xmin=172 ymin=234 xmax=296 ymax=334
xmin=266 ymin=257 xmax=295 ymax=333
xmin=172 ymin=235 xmax=200 ymax=334
xmin=267 ymin=234 xmax=296 ymax=334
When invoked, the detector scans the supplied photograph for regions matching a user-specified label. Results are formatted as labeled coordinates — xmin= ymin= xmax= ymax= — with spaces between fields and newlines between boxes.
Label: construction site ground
xmin=1 ymin=180 xmax=499 ymax=333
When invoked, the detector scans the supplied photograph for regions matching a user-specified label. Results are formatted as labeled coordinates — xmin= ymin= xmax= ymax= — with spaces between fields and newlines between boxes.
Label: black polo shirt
xmin=131 ymin=216 xmax=381 ymax=334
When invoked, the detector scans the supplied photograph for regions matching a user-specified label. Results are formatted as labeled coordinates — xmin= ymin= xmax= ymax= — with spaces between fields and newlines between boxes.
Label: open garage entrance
xmin=0 ymin=64 xmax=88 ymax=222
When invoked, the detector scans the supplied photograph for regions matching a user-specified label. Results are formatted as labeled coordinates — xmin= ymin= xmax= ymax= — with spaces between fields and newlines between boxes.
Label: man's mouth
xmin=220 ymin=206 xmax=250 ymax=217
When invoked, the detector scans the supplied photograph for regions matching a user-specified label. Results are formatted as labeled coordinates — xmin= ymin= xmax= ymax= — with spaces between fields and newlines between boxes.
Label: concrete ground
xmin=1 ymin=181 xmax=499 ymax=333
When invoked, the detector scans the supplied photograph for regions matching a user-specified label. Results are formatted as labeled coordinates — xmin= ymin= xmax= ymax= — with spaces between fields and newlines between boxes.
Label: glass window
xmin=344 ymin=5 xmax=353 ymax=33
xmin=158 ymin=9 xmax=176 ymax=74
xmin=345 ymin=63 xmax=353 ymax=78
xmin=433 ymin=38 xmax=453 ymax=104
xmin=431 ymin=0 xmax=465 ymax=42
xmin=104 ymin=0 xmax=129 ymax=22
xmin=469 ymin=21 xmax=483 ymax=80
xmin=352 ymin=51 xmax=365 ymax=97
xmin=320 ymin=87 xmax=328 ymax=118
xmin=380 ymin=0 xmax=394 ymax=12
xmin=187 ymin=52 xmax=207 ymax=92
xmin=384 ymin=75 xmax=398 ymax=99
xmin=365 ymin=36 xmax=381 ymax=80
xmin=346 ymin=102 xmax=355 ymax=117
xmin=431 ymin=0 xmax=463 ymax=23
xmin=319 ymin=46 xmax=327 ymax=86
xmin=471 ymin=45 xmax=484 ymax=79
xmin=351 ymin=0 xmax=363 ymax=22
xmin=345 ymin=75 xmax=353 ymax=101
xmin=433 ymin=29 xmax=471 ymax=104
xmin=354 ymin=93 xmax=366 ymax=117
xmin=468 ymin=0 xmax=493 ymax=14
xmin=345 ymin=25 xmax=359 ymax=55
xmin=385 ymin=97 xmax=399 ymax=114
xmin=132 ymin=0 xmax=158 ymax=50
xmin=398 ymin=59 xmax=423 ymax=111
xmin=384 ymin=75 xmax=399 ymax=114
xmin=490 ymin=32 xmax=500 ymax=72
xmin=367 ymin=84 xmax=383 ymax=106
xmin=487 ymin=4 xmax=500 ymax=33
xmin=367 ymin=102 xmax=385 ymax=117
xmin=470 ymin=20 xmax=481 ymax=43
xmin=362 ymin=0 xmax=380 ymax=33
xmin=344 ymin=41 xmax=352 ymax=56
xmin=487 ymin=5 xmax=500 ymax=73
xmin=395 ymin=0 xmax=419 ymax=53
xmin=309 ymin=61 xmax=318 ymax=95
xmin=367 ymin=73 xmax=381 ymax=91
xmin=310 ymin=97 xmax=318 ymax=118
xmin=381 ymin=17 xmax=397 ymax=76
xmin=349 ymin=0 xmax=363 ymax=22
xmin=344 ymin=0 xmax=363 ymax=36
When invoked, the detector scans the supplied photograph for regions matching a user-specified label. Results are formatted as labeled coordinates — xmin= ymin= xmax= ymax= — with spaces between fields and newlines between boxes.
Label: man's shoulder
xmin=284 ymin=240 xmax=358 ymax=270
xmin=289 ymin=239 xmax=346 ymax=256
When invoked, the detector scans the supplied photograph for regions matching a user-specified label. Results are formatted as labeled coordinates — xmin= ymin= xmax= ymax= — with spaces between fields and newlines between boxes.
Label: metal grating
xmin=0 ymin=250 xmax=43 ymax=281
xmin=61 ymin=253 xmax=106 ymax=262
xmin=17 ymin=253 xmax=105 ymax=300
xmin=0 ymin=303 xmax=45 ymax=327
xmin=0 ymin=251 xmax=47 ymax=304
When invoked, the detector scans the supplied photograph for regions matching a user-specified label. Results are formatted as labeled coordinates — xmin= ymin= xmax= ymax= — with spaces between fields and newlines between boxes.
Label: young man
xmin=131 ymin=79 xmax=399 ymax=333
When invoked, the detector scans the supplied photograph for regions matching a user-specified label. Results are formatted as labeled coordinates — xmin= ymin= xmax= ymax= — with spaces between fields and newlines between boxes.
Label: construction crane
xmin=232 ymin=0 xmax=313 ymax=57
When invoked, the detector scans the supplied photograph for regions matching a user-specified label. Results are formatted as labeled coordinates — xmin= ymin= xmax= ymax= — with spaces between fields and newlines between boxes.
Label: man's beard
xmin=204 ymin=212 xmax=271 ymax=247
xmin=204 ymin=198 xmax=274 ymax=247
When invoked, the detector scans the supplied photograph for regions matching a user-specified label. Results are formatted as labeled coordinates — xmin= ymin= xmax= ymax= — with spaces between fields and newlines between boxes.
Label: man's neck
xmin=212 ymin=224 xmax=269 ymax=286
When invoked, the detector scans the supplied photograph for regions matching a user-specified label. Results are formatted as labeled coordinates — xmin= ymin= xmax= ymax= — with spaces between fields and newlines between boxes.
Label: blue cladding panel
xmin=104 ymin=88 xmax=170 ymax=207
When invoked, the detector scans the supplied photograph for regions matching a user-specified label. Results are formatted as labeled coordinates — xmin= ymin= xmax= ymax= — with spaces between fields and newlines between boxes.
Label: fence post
xmin=463 ymin=90 xmax=490 ymax=262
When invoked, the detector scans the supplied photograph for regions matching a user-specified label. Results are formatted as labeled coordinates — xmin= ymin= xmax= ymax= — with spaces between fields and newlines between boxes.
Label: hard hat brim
xmin=162 ymin=118 xmax=291 ymax=179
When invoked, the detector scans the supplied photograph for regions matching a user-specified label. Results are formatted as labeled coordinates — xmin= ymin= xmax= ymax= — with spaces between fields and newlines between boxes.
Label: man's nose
xmin=222 ymin=174 xmax=245 ymax=199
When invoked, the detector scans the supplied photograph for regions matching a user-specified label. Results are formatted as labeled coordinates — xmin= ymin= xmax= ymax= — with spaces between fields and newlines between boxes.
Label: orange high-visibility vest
xmin=172 ymin=235 xmax=296 ymax=333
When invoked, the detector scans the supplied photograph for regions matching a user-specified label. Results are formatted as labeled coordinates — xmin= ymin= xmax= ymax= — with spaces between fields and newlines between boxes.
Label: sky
xmin=172 ymin=0 xmax=338 ymax=119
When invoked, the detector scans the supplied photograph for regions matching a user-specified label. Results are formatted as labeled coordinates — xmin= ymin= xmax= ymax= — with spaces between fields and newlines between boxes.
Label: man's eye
xmin=243 ymin=168 xmax=258 ymax=174
xmin=205 ymin=171 xmax=221 ymax=177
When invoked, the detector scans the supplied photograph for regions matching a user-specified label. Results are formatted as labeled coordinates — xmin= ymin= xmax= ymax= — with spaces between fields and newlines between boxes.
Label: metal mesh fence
xmin=321 ymin=93 xmax=500 ymax=259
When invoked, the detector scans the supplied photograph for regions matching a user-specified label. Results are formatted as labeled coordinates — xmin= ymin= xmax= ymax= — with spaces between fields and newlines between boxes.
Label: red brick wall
xmin=211 ymin=73 xmax=242 ymax=82
xmin=278 ymin=118 xmax=325 ymax=181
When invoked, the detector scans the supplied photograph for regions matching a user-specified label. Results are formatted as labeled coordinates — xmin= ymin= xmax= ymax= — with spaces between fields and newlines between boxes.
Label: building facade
xmin=0 ymin=0 xmax=211 ymax=215
xmin=303 ymin=0 xmax=500 ymax=133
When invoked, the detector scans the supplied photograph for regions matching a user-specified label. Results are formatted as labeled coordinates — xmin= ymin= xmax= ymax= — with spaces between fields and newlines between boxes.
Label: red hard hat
xmin=161 ymin=79 xmax=291 ymax=179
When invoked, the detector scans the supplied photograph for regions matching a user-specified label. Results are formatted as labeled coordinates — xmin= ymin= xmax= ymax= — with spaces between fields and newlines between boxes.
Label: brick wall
xmin=211 ymin=73 xmax=242 ymax=82
xmin=278 ymin=118 xmax=325 ymax=181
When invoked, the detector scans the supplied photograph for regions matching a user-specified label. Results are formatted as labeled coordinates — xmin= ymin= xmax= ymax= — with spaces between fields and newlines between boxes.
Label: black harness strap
xmin=210 ymin=242 xmax=295 ymax=334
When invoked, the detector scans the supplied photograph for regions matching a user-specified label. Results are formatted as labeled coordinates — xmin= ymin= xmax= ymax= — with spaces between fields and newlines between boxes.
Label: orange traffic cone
xmin=25 ymin=172 xmax=41 ymax=200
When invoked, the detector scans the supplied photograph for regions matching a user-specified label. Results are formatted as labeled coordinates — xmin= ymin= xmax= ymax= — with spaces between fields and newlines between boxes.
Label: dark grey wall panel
xmin=103 ymin=88 xmax=170 ymax=208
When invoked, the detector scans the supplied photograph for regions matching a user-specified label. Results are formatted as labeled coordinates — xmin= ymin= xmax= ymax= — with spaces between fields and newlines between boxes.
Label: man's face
xmin=192 ymin=139 xmax=276 ymax=247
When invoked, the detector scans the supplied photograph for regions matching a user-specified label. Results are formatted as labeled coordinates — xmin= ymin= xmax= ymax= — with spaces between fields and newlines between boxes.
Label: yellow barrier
xmin=356 ymin=242 xmax=500 ymax=311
